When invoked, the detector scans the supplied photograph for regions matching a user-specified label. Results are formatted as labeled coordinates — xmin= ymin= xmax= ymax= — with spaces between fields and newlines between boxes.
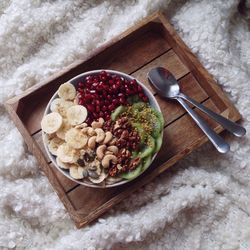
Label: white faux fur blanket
xmin=0 ymin=0 xmax=250 ymax=249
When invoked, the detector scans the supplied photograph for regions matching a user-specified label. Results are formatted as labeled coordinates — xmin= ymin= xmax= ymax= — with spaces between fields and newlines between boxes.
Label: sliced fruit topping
xmin=65 ymin=127 xmax=88 ymax=149
xmin=139 ymin=135 xmax=155 ymax=158
xmin=47 ymin=136 xmax=64 ymax=155
xmin=152 ymin=109 xmax=164 ymax=130
xmin=58 ymin=82 xmax=76 ymax=100
xmin=141 ymin=155 xmax=152 ymax=172
xmin=154 ymin=132 xmax=163 ymax=153
xmin=50 ymin=98 xmax=74 ymax=117
xmin=41 ymin=112 xmax=63 ymax=134
xmin=56 ymin=156 xmax=70 ymax=169
xmin=57 ymin=143 xmax=79 ymax=163
xmin=121 ymin=163 xmax=142 ymax=180
xmin=111 ymin=105 xmax=126 ymax=121
xmin=66 ymin=105 xmax=88 ymax=126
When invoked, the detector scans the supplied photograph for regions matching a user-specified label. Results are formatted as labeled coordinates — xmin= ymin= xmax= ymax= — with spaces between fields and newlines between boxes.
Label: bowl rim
xmin=42 ymin=69 xmax=163 ymax=188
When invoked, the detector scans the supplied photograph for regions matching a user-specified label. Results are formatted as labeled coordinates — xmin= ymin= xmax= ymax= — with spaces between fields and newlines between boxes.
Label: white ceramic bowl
xmin=42 ymin=69 xmax=163 ymax=188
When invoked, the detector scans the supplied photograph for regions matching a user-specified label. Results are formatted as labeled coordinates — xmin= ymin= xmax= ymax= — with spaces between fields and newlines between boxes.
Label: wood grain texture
xmin=4 ymin=11 xmax=243 ymax=229
xmin=13 ymin=24 xmax=171 ymax=135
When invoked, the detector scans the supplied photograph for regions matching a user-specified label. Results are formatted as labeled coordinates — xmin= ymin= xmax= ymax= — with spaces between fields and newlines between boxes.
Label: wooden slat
xmin=18 ymin=28 xmax=171 ymax=135
xmin=67 ymin=98 xmax=220 ymax=212
xmin=33 ymin=131 xmax=50 ymax=163
xmin=50 ymin=163 xmax=77 ymax=192
xmin=132 ymin=49 xmax=189 ymax=92
xmin=99 ymin=29 xmax=171 ymax=73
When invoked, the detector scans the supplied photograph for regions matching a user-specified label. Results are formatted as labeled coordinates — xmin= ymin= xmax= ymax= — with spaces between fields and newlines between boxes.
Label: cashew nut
xmin=91 ymin=118 xmax=104 ymax=129
xmin=105 ymin=150 xmax=114 ymax=155
xmin=76 ymin=122 xmax=88 ymax=129
xmin=103 ymin=131 xmax=113 ymax=144
xmin=96 ymin=145 xmax=107 ymax=160
xmin=95 ymin=128 xmax=105 ymax=143
xmin=107 ymin=145 xmax=119 ymax=155
xmin=102 ymin=155 xmax=117 ymax=168
xmin=108 ymin=138 xmax=117 ymax=146
xmin=88 ymin=136 xmax=97 ymax=149
xmin=87 ymin=127 xmax=96 ymax=136
xmin=81 ymin=127 xmax=88 ymax=133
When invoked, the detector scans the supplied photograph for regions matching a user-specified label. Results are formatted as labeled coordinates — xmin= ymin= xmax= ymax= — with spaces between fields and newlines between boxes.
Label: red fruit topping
xmin=76 ymin=71 xmax=149 ymax=124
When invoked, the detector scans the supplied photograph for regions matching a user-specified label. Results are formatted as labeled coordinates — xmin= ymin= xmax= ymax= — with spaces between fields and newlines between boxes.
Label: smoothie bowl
xmin=41 ymin=70 xmax=164 ymax=188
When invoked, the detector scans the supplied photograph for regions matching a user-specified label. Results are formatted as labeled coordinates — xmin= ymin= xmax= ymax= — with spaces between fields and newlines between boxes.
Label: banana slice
xmin=56 ymin=119 xmax=71 ymax=140
xmin=105 ymin=176 xmax=123 ymax=185
xmin=57 ymin=143 xmax=79 ymax=163
xmin=50 ymin=98 xmax=74 ymax=117
xmin=65 ymin=128 xmax=88 ymax=149
xmin=56 ymin=156 xmax=70 ymax=169
xmin=48 ymin=137 xmax=64 ymax=155
xmin=67 ymin=105 xmax=88 ymax=126
xmin=41 ymin=112 xmax=63 ymax=134
xmin=88 ymin=171 xmax=107 ymax=184
xmin=58 ymin=82 xmax=76 ymax=100
xmin=69 ymin=166 xmax=83 ymax=179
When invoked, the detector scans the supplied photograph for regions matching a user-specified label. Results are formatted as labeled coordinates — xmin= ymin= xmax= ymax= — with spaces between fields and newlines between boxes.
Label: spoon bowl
xmin=148 ymin=67 xmax=180 ymax=98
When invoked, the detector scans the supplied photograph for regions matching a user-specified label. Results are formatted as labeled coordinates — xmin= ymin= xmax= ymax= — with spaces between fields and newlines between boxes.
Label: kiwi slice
xmin=139 ymin=135 xmax=155 ymax=158
xmin=152 ymin=109 xmax=164 ymax=130
xmin=131 ymin=102 xmax=148 ymax=113
xmin=111 ymin=105 xmax=126 ymax=121
xmin=154 ymin=132 xmax=163 ymax=153
xmin=146 ymin=112 xmax=162 ymax=138
xmin=121 ymin=163 xmax=142 ymax=180
xmin=141 ymin=155 xmax=152 ymax=172
xmin=131 ymin=151 xmax=139 ymax=158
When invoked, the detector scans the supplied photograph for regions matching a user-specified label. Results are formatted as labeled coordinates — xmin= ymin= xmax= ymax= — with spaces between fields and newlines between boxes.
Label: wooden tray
xmin=5 ymin=12 xmax=241 ymax=228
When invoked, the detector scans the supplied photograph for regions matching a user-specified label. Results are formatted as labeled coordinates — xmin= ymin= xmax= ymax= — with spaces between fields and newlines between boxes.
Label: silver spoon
xmin=148 ymin=67 xmax=232 ymax=153
xmin=148 ymin=67 xmax=246 ymax=137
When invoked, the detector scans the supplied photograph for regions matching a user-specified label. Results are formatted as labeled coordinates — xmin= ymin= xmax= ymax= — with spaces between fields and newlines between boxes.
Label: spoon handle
xmin=177 ymin=97 xmax=230 ymax=153
xmin=179 ymin=93 xmax=246 ymax=137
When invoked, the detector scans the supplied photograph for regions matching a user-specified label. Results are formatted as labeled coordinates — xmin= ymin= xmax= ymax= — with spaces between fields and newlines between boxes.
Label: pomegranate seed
xmin=105 ymin=114 xmax=110 ymax=120
xmin=76 ymin=71 xmax=148 ymax=121
xmin=137 ymin=85 xmax=143 ymax=92
xmin=112 ymin=99 xmax=118 ymax=105
xmin=96 ymin=105 xmax=100 ymax=112
xmin=87 ymin=105 xmax=95 ymax=112
xmin=108 ymin=104 xmax=115 ymax=111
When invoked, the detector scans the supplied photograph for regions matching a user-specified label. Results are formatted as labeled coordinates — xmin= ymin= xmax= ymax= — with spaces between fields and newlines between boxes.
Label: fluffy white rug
xmin=0 ymin=0 xmax=250 ymax=249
